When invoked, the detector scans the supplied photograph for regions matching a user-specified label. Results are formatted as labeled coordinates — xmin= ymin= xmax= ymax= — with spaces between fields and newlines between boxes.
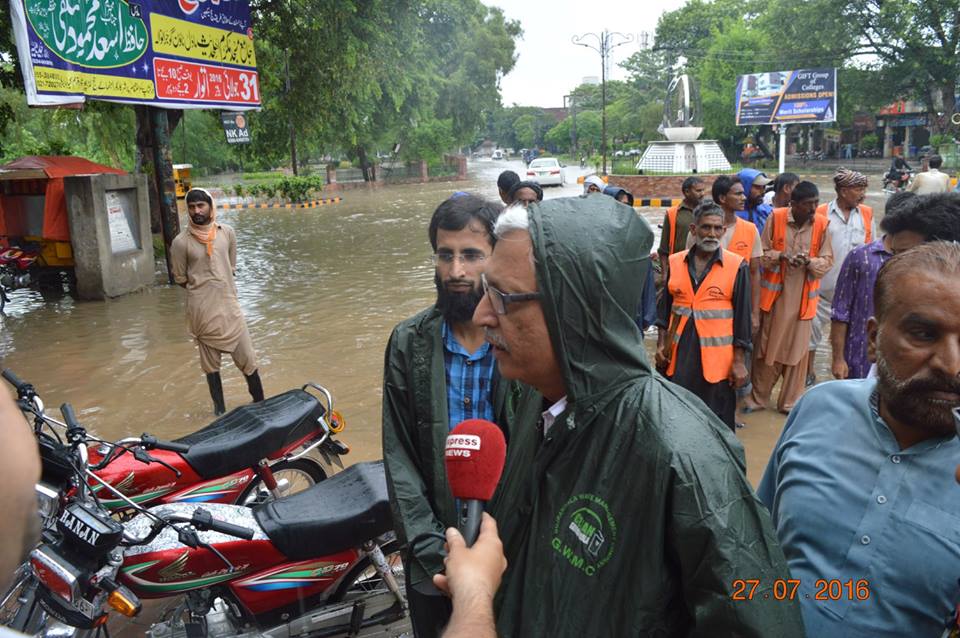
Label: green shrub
xmin=233 ymin=183 xmax=245 ymax=198
xmin=243 ymin=175 xmax=324 ymax=202
xmin=338 ymin=160 xmax=352 ymax=169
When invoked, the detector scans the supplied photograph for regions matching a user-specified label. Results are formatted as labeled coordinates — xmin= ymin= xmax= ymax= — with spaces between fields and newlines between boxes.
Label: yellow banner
xmin=150 ymin=13 xmax=256 ymax=68
xmin=34 ymin=67 xmax=155 ymax=100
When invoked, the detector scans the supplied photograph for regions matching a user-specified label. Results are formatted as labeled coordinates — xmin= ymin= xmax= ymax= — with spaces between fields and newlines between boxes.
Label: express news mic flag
xmin=444 ymin=419 xmax=507 ymax=546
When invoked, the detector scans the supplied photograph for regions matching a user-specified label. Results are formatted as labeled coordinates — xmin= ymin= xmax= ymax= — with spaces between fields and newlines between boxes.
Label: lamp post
xmin=572 ymin=29 xmax=634 ymax=175
xmin=563 ymin=94 xmax=578 ymax=160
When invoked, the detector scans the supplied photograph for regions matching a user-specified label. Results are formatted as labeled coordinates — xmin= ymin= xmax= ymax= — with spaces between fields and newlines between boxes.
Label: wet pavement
xmin=0 ymin=159 xmax=889 ymax=486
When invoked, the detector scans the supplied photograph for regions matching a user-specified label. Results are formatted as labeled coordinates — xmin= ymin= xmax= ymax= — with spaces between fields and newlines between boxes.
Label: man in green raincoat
xmin=478 ymin=197 xmax=804 ymax=636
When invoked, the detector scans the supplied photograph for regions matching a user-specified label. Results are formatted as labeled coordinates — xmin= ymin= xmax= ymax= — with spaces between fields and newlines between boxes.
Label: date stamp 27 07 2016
xmin=731 ymin=579 xmax=871 ymax=602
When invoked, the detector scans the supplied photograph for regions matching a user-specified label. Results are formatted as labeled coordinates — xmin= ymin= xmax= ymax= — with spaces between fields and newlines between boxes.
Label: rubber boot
xmin=245 ymin=369 xmax=265 ymax=403
xmin=206 ymin=372 xmax=226 ymax=416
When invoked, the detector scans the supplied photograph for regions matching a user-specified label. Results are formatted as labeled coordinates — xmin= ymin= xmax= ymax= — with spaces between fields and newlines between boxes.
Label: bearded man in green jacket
xmin=477 ymin=197 xmax=804 ymax=637
xmin=382 ymin=193 xmax=535 ymax=637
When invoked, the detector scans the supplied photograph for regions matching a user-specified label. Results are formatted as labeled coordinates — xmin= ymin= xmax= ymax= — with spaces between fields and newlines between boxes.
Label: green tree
xmin=840 ymin=0 xmax=960 ymax=133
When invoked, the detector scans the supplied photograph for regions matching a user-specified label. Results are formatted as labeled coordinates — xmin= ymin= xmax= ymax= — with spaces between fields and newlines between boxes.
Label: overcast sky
xmin=484 ymin=0 xmax=688 ymax=108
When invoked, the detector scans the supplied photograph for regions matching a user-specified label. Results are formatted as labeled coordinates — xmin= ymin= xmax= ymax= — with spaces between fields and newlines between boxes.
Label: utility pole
xmin=285 ymin=49 xmax=298 ymax=176
xmin=150 ymin=107 xmax=180 ymax=284
xmin=564 ymin=94 xmax=578 ymax=159
xmin=572 ymin=30 xmax=634 ymax=175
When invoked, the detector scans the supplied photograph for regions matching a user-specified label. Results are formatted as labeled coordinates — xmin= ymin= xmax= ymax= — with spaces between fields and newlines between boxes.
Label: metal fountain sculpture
xmin=636 ymin=74 xmax=731 ymax=174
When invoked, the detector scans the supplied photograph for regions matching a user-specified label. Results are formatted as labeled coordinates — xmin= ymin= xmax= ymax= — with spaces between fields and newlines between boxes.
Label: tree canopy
xmin=0 ymin=0 xmax=521 ymax=174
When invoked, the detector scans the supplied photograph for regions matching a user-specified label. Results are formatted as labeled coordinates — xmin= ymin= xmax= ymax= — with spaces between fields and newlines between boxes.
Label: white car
xmin=526 ymin=157 xmax=564 ymax=186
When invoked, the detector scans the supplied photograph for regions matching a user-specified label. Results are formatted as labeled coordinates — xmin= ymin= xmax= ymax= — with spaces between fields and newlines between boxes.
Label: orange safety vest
xmin=727 ymin=218 xmax=757 ymax=262
xmin=759 ymin=208 xmax=829 ymax=320
xmin=666 ymin=249 xmax=743 ymax=383
xmin=816 ymin=202 xmax=873 ymax=243
xmin=666 ymin=204 xmax=681 ymax=254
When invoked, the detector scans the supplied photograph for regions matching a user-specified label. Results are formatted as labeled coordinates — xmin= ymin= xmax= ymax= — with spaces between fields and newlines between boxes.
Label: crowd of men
xmin=382 ymin=163 xmax=960 ymax=637
xmin=4 ymin=161 xmax=960 ymax=638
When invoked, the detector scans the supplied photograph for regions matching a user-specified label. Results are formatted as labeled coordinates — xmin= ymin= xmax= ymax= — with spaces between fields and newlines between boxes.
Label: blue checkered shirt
xmin=442 ymin=321 xmax=496 ymax=430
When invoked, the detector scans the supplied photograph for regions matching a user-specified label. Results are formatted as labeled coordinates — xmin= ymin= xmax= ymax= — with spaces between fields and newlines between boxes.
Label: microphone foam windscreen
xmin=445 ymin=419 xmax=507 ymax=501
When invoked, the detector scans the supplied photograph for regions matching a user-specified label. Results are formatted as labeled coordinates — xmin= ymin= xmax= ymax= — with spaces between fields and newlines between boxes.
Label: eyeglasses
xmin=432 ymin=251 xmax=487 ymax=265
xmin=481 ymin=273 xmax=541 ymax=315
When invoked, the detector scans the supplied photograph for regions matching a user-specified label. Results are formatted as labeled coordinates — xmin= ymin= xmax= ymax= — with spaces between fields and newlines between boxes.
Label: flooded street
xmin=0 ymin=159 xmax=888 ymax=485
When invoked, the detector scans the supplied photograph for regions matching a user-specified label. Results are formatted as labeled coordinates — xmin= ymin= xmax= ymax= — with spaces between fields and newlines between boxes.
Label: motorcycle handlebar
xmin=190 ymin=509 xmax=255 ymax=540
xmin=140 ymin=434 xmax=190 ymax=454
xmin=60 ymin=403 xmax=79 ymax=429
xmin=1 ymin=368 xmax=26 ymax=391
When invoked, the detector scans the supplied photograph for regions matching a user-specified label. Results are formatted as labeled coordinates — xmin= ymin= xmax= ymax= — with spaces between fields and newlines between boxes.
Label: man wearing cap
xmin=737 ymin=168 xmax=774 ymax=233
xmin=582 ymin=175 xmax=604 ymax=195
xmin=509 ymin=181 xmax=543 ymax=207
xmin=807 ymin=167 xmax=873 ymax=386
xmin=171 ymin=188 xmax=264 ymax=415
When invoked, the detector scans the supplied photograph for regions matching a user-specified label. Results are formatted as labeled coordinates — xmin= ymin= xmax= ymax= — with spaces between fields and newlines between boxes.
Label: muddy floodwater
xmin=0 ymin=160 xmax=889 ymax=485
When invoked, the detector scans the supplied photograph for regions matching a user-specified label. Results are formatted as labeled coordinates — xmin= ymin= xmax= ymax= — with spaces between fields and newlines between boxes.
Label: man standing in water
xmin=171 ymin=188 xmax=264 ymax=416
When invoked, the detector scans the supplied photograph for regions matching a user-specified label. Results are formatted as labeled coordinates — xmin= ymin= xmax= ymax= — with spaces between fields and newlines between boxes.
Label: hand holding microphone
xmin=444 ymin=418 xmax=507 ymax=546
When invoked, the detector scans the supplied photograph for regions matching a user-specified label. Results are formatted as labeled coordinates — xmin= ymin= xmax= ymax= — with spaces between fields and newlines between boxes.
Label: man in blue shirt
xmin=759 ymin=241 xmax=960 ymax=637
xmin=382 ymin=194 xmax=519 ymax=638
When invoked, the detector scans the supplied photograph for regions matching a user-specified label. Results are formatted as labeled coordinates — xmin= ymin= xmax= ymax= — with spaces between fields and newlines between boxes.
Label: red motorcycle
xmin=3 ymin=370 xmax=349 ymax=514
xmin=10 ymin=404 xmax=408 ymax=637
xmin=0 ymin=245 xmax=39 ymax=312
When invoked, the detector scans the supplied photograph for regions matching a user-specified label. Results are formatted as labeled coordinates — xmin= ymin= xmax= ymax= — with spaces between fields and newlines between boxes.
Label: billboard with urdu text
xmin=10 ymin=0 xmax=261 ymax=110
xmin=735 ymin=68 xmax=836 ymax=126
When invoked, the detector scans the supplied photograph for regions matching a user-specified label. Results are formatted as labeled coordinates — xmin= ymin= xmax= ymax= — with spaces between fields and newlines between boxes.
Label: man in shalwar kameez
xmin=743 ymin=181 xmax=833 ymax=414
xmin=171 ymin=188 xmax=264 ymax=415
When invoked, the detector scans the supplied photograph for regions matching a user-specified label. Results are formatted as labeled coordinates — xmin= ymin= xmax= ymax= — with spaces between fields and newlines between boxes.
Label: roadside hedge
xmin=232 ymin=175 xmax=325 ymax=202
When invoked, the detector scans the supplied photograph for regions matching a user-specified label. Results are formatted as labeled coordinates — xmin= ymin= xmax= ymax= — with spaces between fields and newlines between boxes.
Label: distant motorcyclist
xmin=887 ymin=153 xmax=913 ymax=190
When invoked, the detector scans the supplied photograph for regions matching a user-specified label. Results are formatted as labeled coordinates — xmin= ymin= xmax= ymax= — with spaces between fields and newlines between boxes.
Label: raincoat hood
xmin=527 ymin=196 xmax=653 ymax=410
xmin=737 ymin=168 xmax=774 ymax=229
xmin=738 ymin=167 xmax=769 ymax=197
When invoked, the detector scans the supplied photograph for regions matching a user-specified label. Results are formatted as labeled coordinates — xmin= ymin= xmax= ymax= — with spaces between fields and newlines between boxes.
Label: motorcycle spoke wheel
xmin=238 ymin=459 xmax=325 ymax=506
xmin=333 ymin=541 xmax=404 ymax=601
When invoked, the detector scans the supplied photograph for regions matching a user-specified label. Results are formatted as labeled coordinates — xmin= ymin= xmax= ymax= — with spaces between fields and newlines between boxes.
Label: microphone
xmin=445 ymin=419 xmax=507 ymax=547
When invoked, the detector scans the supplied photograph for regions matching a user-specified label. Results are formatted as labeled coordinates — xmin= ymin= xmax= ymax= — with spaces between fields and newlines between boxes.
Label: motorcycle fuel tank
xmin=119 ymin=502 xmax=362 ymax=617
xmin=87 ymin=447 xmax=254 ymax=510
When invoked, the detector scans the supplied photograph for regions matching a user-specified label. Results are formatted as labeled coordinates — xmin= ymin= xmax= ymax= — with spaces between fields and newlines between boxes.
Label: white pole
xmin=778 ymin=125 xmax=787 ymax=174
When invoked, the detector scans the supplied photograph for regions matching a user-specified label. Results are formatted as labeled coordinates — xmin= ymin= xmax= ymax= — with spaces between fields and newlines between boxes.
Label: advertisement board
xmin=10 ymin=0 xmax=260 ymax=110
xmin=735 ymin=68 xmax=836 ymax=126
xmin=220 ymin=111 xmax=251 ymax=144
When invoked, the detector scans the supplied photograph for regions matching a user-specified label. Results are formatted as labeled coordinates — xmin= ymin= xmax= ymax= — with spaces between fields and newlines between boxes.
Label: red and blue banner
xmin=10 ymin=0 xmax=260 ymax=109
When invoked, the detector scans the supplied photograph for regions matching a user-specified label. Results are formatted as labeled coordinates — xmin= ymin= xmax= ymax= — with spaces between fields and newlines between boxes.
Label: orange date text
xmin=731 ymin=579 xmax=870 ymax=601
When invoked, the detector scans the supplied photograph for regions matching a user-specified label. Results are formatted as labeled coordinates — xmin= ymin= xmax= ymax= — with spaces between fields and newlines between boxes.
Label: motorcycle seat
xmin=175 ymin=389 xmax=323 ymax=479
xmin=253 ymin=461 xmax=393 ymax=560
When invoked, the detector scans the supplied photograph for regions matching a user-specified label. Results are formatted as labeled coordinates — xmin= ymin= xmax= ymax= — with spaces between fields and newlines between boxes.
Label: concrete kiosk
xmin=64 ymin=173 xmax=154 ymax=300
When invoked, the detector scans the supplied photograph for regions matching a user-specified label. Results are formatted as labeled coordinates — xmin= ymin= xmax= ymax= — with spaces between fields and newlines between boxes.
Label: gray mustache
xmin=484 ymin=328 xmax=510 ymax=352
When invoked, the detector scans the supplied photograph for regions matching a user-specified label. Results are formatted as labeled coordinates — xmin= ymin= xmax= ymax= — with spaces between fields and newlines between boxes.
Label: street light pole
xmin=563 ymin=94 xmax=578 ymax=159
xmin=572 ymin=29 xmax=634 ymax=176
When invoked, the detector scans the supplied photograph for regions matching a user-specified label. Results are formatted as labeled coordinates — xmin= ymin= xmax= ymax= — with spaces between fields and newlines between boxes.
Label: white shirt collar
xmin=542 ymin=396 xmax=569 ymax=435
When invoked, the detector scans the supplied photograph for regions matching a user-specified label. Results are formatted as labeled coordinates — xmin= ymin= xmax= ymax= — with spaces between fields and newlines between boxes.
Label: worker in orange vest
xmin=657 ymin=176 xmax=707 ymax=276
xmin=656 ymin=201 xmax=752 ymax=430
xmin=686 ymin=176 xmax=762 ymax=334
xmin=743 ymin=181 xmax=834 ymax=414
xmin=807 ymin=168 xmax=873 ymax=387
